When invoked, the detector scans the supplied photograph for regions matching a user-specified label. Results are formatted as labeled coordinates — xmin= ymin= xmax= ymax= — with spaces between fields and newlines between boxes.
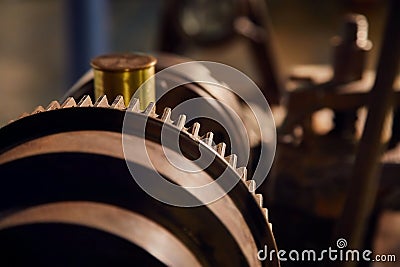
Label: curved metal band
xmin=0 ymin=201 xmax=201 ymax=267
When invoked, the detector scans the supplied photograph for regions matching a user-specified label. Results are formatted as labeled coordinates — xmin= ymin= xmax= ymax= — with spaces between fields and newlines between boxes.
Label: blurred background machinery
xmin=0 ymin=0 xmax=389 ymax=126
xmin=1 ymin=0 xmax=400 ymax=267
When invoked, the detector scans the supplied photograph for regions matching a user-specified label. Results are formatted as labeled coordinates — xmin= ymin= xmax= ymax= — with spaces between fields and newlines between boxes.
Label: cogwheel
xmin=8 ymin=94 xmax=270 ymax=223
xmin=1 ymin=94 xmax=278 ymax=266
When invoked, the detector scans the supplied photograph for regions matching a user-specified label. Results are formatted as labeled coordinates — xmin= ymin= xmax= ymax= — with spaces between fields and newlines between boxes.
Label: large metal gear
xmin=0 ymin=95 xmax=279 ymax=266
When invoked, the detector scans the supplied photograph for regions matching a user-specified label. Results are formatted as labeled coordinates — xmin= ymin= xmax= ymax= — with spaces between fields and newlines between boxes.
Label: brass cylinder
xmin=91 ymin=53 xmax=157 ymax=109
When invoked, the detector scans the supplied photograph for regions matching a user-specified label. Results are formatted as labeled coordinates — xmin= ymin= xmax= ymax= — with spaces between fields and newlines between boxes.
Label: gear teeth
xmin=143 ymin=102 xmax=157 ymax=117
xmin=189 ymin=122 xmax=200 ymax=139
xmin=128 ymin=98 xmax=140 ymax=112
xmin=111 ymin=95 xmax=126 ymax=110
xmin=61 ymin=97 xmax=77 ymax=108
xmin=161 ymin=107 xmax=173 ymax=123
xmin=94 ymin=95 xmax=109 ymax=107
xmin=255 ymin=194 xmax=263 ymax=207
xmin=263 ymin=208 xmax=269 ymax=221
xmin=245 ymin=180 xmax=256 ymax=193
xmin=213 ymin=142 xmax=226 ymax=157
xmin=175 ymin=114 xmax=187 ymax=130
xmin=78 ymin=95 xmax=93 ymax=107
xmin=236 ymin=167 xmax=247 ymax=181
xmin=46 ymin=101 xmax=60 ymax=111
xmin=32 ymin=106 xmax=45 ymax=115
xmin=18 ymin=112 xmax=30 ymax=119
xmin=224 ymin=154 xmax=237 ymax=168
xmin=201 ymin=132 xmax=214 ymax=146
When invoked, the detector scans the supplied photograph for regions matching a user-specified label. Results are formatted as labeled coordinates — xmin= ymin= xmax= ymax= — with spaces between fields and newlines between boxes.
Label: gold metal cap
xmin=91 ymin=53 xmax=157 ymax=109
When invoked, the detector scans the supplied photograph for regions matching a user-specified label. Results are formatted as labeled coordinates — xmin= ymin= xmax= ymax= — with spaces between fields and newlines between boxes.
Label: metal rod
xmin=333 ymin=1 xmax=400 ymax=266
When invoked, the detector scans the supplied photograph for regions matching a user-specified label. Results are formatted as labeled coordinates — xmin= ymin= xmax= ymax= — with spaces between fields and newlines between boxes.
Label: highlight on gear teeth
xmin=8 ymin=93 xmax=268 ymax=222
